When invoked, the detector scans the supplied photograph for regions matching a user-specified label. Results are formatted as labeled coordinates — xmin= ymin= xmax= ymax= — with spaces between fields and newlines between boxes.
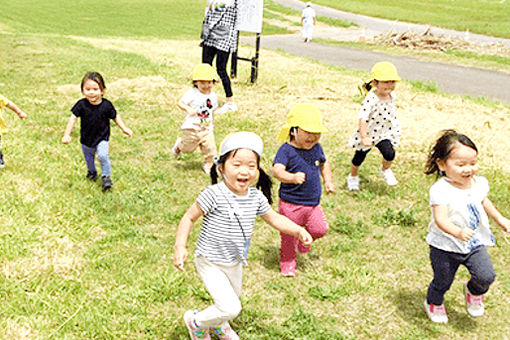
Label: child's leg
xmin=279 ymin=200 xmax=307 ymax=275
xmin=427 ymin=246 xmax=461 ymax=305
xmin=298 ymin=205 xmax=329 ymax=253
xmin=96 ymin=141 xmax=111 ymax=177
xmin=193 ymin=256 xmax=242 ymax=328
xmin=179 ymin=129 xmax=200 ymax=154
xmin=350 ymin=149 xmax=370 ymax=176
xmin=81 ymin=144 xmax=97 ymax=173
xmin=375 ymin=139 xmax=395 ymax=170
xmin=464 ymin=246 xmax=496 ymax=295
xmin=199 ymin=130 xmax=217 ymax=171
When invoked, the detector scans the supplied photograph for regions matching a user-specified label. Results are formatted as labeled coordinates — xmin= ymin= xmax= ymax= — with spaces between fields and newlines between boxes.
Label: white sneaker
xmin=380 ymin=168 xmax=398 ymax=186
xmin=464 ymin=283 xmax=485 ymax=317
xmin=183 ymin=310 xmax=211 ymax=340
xmin=216 ymin=102 xmax=237 ymax=114
xmin=172 ymin=138 xmax=181 ymax=158
xmin=211 ymin=321 xmax=239 ymax=340
xmin=424 ymin=300 xmax=448 ymax=324
xmin=346 ymin=174 xmax=360 ymax=191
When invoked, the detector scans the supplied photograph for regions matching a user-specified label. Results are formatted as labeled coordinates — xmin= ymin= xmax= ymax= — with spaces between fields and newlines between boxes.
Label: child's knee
xmin=218 ymin=301 xmax=241 ymax=320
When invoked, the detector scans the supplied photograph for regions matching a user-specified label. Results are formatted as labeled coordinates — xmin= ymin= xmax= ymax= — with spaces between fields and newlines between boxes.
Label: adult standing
xmin=201 ymin=0 xmax=238 ymax=114
xmin=301 ymin=2 xmax=316 ymax=43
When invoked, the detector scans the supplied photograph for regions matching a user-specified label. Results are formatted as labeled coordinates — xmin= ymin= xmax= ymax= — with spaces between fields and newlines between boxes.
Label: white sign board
xmin=237 ymin=0 xmax=264 ymax=33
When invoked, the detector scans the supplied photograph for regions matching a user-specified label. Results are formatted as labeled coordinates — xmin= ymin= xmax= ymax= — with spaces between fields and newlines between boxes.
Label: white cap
xmin=306 ymin=2 xmax=312 ymax=7
xmin=220 ymin=132 xmax=264 ymax=157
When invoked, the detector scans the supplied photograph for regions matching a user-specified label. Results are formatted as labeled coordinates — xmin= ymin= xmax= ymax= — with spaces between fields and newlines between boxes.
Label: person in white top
xmin=301 ymin=2 xmax=316 ymax=43
xmin=173 ymin=64 xmax=219 ymax=174
xmin=347 ymin=61 xmax=402 ymax=190
xmin=174 ymin=132 xmax=312 ymax=340
xmin=423 ymin=129 xmax=510 ymax=324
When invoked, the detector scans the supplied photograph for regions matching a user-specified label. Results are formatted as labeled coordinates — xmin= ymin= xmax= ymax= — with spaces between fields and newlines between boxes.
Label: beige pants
xmin=178 ymin=129 xmax=217 ymax=162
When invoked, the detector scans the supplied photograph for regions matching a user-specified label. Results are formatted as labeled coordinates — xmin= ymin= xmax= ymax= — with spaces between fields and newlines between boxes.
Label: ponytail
xmin=256 ymin=168 xmax=273 ymax=205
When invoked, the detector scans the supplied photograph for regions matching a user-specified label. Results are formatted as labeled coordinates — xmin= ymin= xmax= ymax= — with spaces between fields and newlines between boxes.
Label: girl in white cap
xmin=173 ymin=131 xmax=312 ymax=340
xmin=273 ymin=103 xmax=335 ymax=277
xmin=347 ymin=61 xmax=402 ymax=190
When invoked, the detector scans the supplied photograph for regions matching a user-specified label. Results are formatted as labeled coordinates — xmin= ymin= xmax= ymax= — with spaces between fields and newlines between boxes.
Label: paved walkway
xmin=240 ymin=0 xmax=510 ymax=104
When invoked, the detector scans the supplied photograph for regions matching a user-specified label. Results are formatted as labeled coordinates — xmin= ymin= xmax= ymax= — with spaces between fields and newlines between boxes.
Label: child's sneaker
xmin=184 ymin=310 xmax=211 ymax=340
xmin=346 ymin=174 xmax=360 ymax=190
xmin=464 ymin=283 xmax=485 ymax=317
xmin=212 ymin=321 xmax=239 ymax=340
xmin=172 ymin=138 xmax=182 ymax=158
xmin=380 ymin=168 xmax=398 ymax=186
xmin=280 ymin=260 xmax=296 ymax=277
xmin=0 ymin=151 xmax=4 ymax=169
xmin=86 ymin=170 xmax=98 ymax=181
xmin=216 ymin=101 xmax=237 ymax=114
xmin=101 ymin=176 xmax=113 ymax=192
xmin=424 ymin=300 xmax=448 ymax=323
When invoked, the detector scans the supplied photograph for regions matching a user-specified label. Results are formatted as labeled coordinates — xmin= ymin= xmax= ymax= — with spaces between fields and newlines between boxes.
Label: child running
xmin=173 ymin=131 xmax=312 ymax=340
xmin=273 ymin=103 xmax=335 ymax=277
xmin=172 ymin=63 xmax=219 ymax=175
xmin=0 ymin=94 xmax=27 ymax=168
xmin=347 ymin=61 xmax=402 ymax=190
xmin=423 ymin=129 xmax=509 ymax=323
xmin=62 ymin=72 xmax=132 ymax=192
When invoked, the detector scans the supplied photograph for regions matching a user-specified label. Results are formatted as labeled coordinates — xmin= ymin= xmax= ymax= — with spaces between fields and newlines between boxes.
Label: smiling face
xmin=291 ymin=127 xmax=321 ymax=150
xmin=437 ymin=142 xmax=478 ymax=189
xmin=220 ymin=148 xmax=259 ymax=195
xmin=82 ymin=78 xmax=104 ymax=105
xmin=374 ymin=80 xmax=396 ymax=99
xmin=195 ymin=80 xmax=213 ymax=95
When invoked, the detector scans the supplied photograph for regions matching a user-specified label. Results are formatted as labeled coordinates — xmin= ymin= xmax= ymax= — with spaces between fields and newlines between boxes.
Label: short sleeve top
xmin=179 ymin=88 xmax=218 ymax=131
xmin=71 ymin=98 xmax=117 ymax=148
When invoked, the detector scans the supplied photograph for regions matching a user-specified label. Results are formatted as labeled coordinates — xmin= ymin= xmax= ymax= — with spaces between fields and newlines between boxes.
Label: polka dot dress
xmin=348 ymin=91 xmax=401 ymax=151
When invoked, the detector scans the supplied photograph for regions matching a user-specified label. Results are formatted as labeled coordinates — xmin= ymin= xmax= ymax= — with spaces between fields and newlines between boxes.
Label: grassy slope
xmin=0 ymin=0 xmax=509 ymax=338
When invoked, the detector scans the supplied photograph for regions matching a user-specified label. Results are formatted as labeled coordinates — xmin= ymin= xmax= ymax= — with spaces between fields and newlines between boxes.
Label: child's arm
xmin=173 ymin=202 xmax=204 ymax=271
xmin=62 ymin=115 xmax=77 ymax=144
xmin=320 ymin=160 xmax=336 ymax=194
xmin=432 ymin=205 xmax=475 ymax=241
xmin=6 ymin=100 xmax=27 ymax=119
xmin=261 ymin=208 xmax=312 ymax=246
xmin=482 ymin=197 xmax=510 ymax=232
xmin=272 ymin=163 xmax=305 ymax=185
xmin=114 ymin=115 xmax=133 ymax=137
xmin=177 ymin=99 xmax=198 ymax=117
xmin=359 ymin=119 xmax=371 ymax=147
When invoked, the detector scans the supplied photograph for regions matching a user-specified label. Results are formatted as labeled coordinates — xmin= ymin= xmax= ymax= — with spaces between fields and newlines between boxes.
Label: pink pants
xmin=279 ymin=200 xmax=328 ymax=273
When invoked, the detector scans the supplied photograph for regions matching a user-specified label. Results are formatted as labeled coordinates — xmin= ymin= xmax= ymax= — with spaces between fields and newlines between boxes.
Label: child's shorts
xmin=179 ymin=129 xmax=217 ymax=159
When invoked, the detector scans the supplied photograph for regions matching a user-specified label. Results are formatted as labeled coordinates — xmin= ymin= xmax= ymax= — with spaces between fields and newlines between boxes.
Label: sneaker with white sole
xmin=211 ymin=321 xmax=239 ymax=340
xmin=183 ymin=310 xmax=211 ymax=340
xmin=380 ymin=168 xmax=398 ymax=186
xmin=216 ymin=102 xmax=237 ymax=114
xmin=464 ymin=283 xmax=485 ymax=317
xmin=346 ymin=174 xmax=360 ymax=190
xmin=172 ymin=138 xmax=182 ymax=158
xmin=424 ymin=300 xmax=448 ymax=323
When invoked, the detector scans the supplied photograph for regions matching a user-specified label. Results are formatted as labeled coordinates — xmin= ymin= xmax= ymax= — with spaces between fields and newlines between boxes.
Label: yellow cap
xmin=192 ymin=63 xmax=218 ymax=81
xmin=370 ymin=61 xmax=400 ymax=81
xmin=277 ymin=103 xmax=327 ymax=142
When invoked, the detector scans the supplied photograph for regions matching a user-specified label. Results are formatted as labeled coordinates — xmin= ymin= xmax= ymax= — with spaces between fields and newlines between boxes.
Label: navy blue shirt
xmin=273 ymin=142 xmax=326 ymax=206
xmin=71 ymin=98 xmax=117 ymax=148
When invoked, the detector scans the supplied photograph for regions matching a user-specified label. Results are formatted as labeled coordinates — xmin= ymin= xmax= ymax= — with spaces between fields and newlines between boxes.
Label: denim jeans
xmin=81 ymin=140 xmax=111 ymax=177
xmin=427 ymin=245 xmax=496 ymax=305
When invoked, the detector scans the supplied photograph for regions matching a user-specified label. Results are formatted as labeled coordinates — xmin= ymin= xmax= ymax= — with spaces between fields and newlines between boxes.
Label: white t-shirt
xmin=195 ymin=182 xmax=271 ymax=265
xmin=179 ymin=88 xmax=218 ymax=131
xmin=426 ymin=176 xmax=496 ymax=254
xmin=302 ymin=7 xmax=316 ymax=24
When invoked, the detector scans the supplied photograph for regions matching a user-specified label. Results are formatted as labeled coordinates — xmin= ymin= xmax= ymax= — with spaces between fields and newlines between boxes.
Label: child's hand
xmin=123 ymin=127 xmax=133 ymax=137
xmin=298 ymin=227 xmax=313 ymax=247
xmin=498 ymin=217 xmax=510 ymax=232
xmin=456 ymin=227 xmax=475 ymax=242
xmin=361 ymin=135 xmax=372 ymax=147
xmin=62 ymin=135 xmax=72 ymax=144
xmin=187 ymin=108 xmax=198 ymax=116
xmin=173 ymin=246 xmax=188 ymax=271
xmin=324 ymin=181 xmax=336 ymax=194
xmin=17 ymin=111 xmax=27 ymax=119
xmin=293 ymin=172 xmax=306 ymax=185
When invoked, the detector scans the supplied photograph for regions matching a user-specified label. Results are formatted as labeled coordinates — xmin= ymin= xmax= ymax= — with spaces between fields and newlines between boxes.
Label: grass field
xmin=1 ymin=0 xmax=510 ymax=339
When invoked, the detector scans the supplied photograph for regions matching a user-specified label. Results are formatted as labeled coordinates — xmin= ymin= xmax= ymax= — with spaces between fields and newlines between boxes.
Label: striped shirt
xmin=195 ymin=181 xmax=271 ymax=265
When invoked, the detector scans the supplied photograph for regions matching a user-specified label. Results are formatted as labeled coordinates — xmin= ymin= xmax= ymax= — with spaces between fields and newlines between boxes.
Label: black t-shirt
xmin=71 ymin=98 xmax=117 ymax=148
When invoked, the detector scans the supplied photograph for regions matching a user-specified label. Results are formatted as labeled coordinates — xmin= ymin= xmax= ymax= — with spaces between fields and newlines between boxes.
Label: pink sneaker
xmin=211 ymin=321 xmax=239 ymax=340
xmin=424 ymin=300 xmax=448 ymax=323
xmin=464 ymin=283 xmax=485 ymax=317
xmin=280 ymin=260 xmax=296 ymax=277
xmin=183 ymin=310 xmax=211 ymax=340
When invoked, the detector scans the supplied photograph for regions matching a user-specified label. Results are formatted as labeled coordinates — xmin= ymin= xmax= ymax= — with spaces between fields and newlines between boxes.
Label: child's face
xmin=292 ymin=127 xmax=321 ymax=150
xmin=82 ymin=78 xmax=104 ymax=105
xmin=220 ymin=149 xmax=259 ymax=195
xmin=374 ymin=80 xmax=396 ymax=97
xmin=437 ymin=142 xmax=478 ymax=189
xmin=196 ymin=80 xmax=213 ymax=95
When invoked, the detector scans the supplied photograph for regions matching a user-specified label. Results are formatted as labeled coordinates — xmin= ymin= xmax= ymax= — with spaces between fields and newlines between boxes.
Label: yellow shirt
xmin=0 ymin=94 xmax=9 ymax=134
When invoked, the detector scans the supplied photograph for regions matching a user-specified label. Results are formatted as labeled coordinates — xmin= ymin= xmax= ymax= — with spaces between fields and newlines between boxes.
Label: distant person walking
xmin=301 ymin=2 xmax=316 ymax=43
xmin=201 ymin=0 xmax=239 ymax=114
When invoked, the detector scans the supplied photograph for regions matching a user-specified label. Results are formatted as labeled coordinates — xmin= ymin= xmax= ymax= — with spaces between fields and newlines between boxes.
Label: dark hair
xmin=424 ymin=129 xmax=478 ymax=176
xmin=192 ymin=79 xmax=217 ymax=87
xmin=362 ymin=80 xmax=373 ymax=92
xmin=288 ymin=126 xmax=298 ymax=141
xmin=210 ymin=150 xmax=273 ymax=204
xmin=81 ymin=72 xmax=106 ymax=91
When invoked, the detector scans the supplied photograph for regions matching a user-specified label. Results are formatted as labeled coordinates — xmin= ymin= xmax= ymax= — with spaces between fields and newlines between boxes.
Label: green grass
xmin=1 ymin=0 xmax=510 ymax=338
xmin=311 ymin=0 xmax=510 ymax=38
